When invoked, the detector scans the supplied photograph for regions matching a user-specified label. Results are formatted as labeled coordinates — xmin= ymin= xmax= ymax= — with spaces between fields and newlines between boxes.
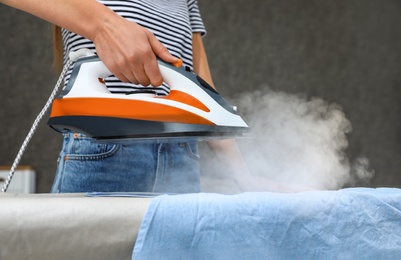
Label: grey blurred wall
xmin=0 ymin=0 xmax=400 ymax=192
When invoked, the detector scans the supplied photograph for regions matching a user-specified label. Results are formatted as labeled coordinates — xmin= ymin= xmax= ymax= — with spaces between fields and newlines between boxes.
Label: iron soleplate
xmin=48 ymin=116 xmax=250 ymax=142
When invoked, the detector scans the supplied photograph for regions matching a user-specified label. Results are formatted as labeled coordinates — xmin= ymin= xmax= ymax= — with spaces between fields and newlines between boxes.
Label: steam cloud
xmin=200 ymin=87 xmax=374 ymax=193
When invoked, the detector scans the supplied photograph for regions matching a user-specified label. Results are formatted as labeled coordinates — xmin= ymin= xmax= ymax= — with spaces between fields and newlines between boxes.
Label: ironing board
xmin=1 ymin=188 xmax=401 ymax=260
xmin=0 ymin=193 xmax=151 ymax=260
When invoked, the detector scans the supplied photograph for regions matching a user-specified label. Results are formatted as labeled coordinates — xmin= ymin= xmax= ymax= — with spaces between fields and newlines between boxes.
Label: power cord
xmin=1 ymin=60 xmax=73 ymax=192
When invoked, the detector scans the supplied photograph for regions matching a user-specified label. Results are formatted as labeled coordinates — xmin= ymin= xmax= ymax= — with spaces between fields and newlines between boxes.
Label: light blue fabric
xmin=133 ymin=188 xmax=401 ymax=259
xmin=51 ymin=133 xmax=200 ymax=193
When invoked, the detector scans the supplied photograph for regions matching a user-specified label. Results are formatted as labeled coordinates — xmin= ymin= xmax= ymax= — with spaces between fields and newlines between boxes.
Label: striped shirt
xmin=62 ymin=0 xmax=206 ymax=95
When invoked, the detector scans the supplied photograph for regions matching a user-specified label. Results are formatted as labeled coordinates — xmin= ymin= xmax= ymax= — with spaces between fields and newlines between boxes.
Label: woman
xmin=51 ymin=0 xmax=212 ymax=193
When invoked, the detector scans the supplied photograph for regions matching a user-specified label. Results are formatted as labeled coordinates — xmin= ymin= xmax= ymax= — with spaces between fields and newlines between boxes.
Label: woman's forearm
xmin=1 ymin=0 xmax=118 ymax=42
xmin=1 ymin=0 xmax=179 ymax=86
xmin=192 ymin=32 xmax=215 ymax=88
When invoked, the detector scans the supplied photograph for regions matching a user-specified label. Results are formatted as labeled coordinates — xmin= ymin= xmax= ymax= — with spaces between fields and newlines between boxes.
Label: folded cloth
xmin=133 ymin=188 xmax=401 ymax=260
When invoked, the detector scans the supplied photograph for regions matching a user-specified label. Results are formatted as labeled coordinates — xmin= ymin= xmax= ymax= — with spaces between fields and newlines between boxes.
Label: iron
xmin=47 ymin=49 xmax=249 ymax=141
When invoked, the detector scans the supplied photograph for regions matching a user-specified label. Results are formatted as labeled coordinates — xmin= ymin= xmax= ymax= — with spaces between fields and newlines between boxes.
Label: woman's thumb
xmin=148 ymin=32 xmax=179 ymax=64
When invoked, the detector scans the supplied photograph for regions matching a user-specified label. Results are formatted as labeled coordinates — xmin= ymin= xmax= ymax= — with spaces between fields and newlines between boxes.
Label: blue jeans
xmin=51 ymin=133 xmax=201 ymax=193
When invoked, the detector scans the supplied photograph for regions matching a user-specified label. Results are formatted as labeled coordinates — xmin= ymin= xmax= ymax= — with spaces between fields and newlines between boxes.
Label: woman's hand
xmin=93 ymin=15 xmax=179 ymax=86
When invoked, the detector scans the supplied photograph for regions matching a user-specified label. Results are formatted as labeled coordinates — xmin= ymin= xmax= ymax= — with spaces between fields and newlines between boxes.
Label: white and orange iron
xmin=47 ymin=49 xmax=249 ymax=141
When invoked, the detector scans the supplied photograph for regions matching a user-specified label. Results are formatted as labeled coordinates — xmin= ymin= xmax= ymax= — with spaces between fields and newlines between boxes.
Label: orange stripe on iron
xmin=162 ymin=90 xmax=210 ymax=112
xmin=50 ymin=98 xmax=215 ymax=125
